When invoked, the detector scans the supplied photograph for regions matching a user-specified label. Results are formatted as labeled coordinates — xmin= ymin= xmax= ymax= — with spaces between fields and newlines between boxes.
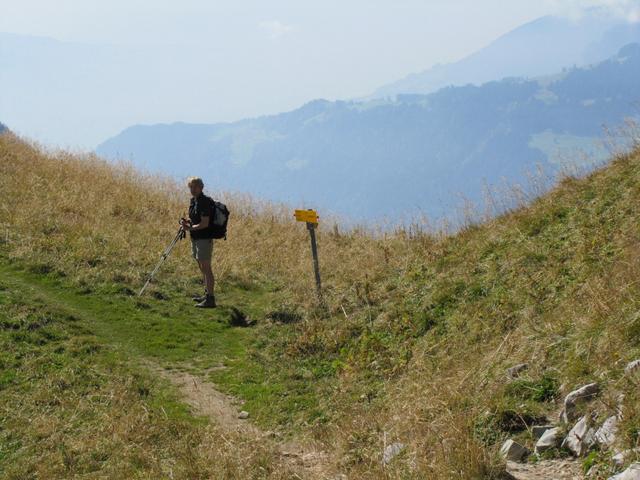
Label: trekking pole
xmin=138 ymin=226 xmax=186 ymax=296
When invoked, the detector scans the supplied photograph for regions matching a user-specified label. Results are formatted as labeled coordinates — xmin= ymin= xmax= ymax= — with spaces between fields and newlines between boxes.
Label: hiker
xmin=180 ymin=177 xmax=217 ymax=308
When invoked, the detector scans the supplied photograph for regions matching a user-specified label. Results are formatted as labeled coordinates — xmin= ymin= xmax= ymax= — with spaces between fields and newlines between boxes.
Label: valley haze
xmin=98 ymin=44 xmax=640 ymax=222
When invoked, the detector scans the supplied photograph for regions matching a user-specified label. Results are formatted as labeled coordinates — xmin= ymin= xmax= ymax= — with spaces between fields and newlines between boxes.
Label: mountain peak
xmin=369 ymin=12 xmax=640 ymax=99
xmin=619 ymin=42 xmax=640 ymax=57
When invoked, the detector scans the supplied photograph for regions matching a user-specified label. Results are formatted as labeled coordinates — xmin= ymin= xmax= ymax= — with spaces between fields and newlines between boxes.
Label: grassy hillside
xmin=2 ymin=131 xmax=640 ymax=478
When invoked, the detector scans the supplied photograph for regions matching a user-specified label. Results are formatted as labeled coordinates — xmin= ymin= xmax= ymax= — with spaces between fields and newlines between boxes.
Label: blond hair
xmin=187 ymin=176 xmax=204 ymax=188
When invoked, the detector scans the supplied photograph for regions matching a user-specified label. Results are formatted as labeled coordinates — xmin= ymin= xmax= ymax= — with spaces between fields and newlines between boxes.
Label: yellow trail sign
xmin=294 ymin=209 xmax=319 ymax=224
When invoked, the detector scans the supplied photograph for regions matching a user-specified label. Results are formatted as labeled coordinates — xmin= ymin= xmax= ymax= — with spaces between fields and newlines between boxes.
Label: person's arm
xmin=189 ymin=215 xmax=209 ymax=230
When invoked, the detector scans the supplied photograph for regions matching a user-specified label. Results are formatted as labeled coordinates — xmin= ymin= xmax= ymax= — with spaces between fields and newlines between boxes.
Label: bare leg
xmin=195 ymin=260 xmax=207 ymax=293
xmin=199 ymin=260 xmax=215 ymax=295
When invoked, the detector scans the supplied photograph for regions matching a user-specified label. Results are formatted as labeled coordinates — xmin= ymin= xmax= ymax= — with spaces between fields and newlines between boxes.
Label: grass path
xmin=0 ymin=258 xmax=333 ymax=477
xmin=0 ymin=257 xmax=326 ymax=429
xmin=0 ymin=258 xmax=262 ymax=378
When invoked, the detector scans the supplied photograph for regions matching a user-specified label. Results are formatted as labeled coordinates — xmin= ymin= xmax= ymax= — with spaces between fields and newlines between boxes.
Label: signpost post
xmin=294 ymin=209 xmax=323 ymax=304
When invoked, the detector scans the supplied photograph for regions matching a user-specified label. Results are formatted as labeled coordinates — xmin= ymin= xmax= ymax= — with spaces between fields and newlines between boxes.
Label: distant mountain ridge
xmin=97 ymin=44 xmax=640 ymax=222
xmin=370 ymin=10 xmax=640 ymax=99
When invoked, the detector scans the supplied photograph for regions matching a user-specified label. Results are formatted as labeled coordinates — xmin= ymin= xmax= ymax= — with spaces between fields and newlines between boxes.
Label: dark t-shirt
xmin=188 ymin=193 xmax=216 ymax=239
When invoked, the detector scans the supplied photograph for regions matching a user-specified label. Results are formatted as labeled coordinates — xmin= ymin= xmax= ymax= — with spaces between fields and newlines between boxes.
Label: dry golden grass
xmin=0 ymin=133 xmax=426 ymax=309
xmin=327 ymin=145 xmax=640 ymax=478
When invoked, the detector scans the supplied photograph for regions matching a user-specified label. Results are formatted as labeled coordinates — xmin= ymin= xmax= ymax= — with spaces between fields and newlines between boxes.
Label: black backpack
xmin=209 ymin=199 xmax=230 ymax=240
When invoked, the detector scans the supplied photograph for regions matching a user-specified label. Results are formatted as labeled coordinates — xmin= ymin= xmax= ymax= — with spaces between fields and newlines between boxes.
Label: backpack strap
xmin=209 ymin=196 xmax=216 ymax=216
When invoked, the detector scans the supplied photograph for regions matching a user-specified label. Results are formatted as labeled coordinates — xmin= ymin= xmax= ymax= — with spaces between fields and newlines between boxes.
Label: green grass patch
xmin=0 ymin=257 xmax=334 ymax=432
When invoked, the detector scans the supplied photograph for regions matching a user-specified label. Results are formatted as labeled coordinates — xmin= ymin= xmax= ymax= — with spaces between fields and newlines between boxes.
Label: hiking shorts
xmin=191 ymin=238 xmax=213 ymax=262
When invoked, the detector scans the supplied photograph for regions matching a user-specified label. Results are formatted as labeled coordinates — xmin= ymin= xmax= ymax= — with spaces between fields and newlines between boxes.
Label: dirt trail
xmin=506 ymin=459 xmax=584 ymax=480
xmin=150 ymin=365 xmax=261 ymax=435
xmin=155 ymin=368 xmax=588 ymax=480
xmin=150 ymin=364 xmax=333 ymax=479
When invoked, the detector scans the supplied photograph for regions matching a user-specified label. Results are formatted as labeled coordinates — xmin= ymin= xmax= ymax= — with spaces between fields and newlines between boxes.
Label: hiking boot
xmin=195 ymin=294 xmax=216 ymax=308
xmin=192 ymin=291 xmax=207 ymax=302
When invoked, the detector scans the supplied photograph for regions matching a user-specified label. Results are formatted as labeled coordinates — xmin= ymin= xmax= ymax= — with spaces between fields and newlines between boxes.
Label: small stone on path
xmin=594 ymin=415 xmax=618 ymax=449
xmin=560 ymin=383 xmax=599 ymax=423
xmin=382 ymin=442 xmax=405 ymax=465
xmin=562 ymin=416 xmax=595 ymax=457
xmin=609 ymin=463 xmax=640 ymax=480
xmin=535 ymin=427 xmax=561 ymax=455
xmin=500 ymin=439 xmax=530 ymax=462
xmin=532 ymin=425 xmax=555 ymax=440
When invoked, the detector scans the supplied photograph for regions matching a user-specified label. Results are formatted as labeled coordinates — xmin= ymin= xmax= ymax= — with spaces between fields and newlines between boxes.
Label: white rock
xmin=238 ymin=411 xmax=249 ymax=419
xmin=382 ymin=442 xmax=405 ymax=465
xmin=595 ymin=416 xmax=618 ymax=449
xmin=562 ymin=416 xmax=596 ymax=457
xmin=613 ymin=449 xmax=640 ymax=468
xmin=532 ymin=425 xmax=555 ymax=440
xmin=609 ymin=462 xmax=640 ymax=480
xmin=500 ymin=439 xmax=530 ymax=462
xmin=625 ymin=360 xmax=640 ymax=376
xmin=560 ymin=383 xmax=600 ymax=423
xmin=535 ymin=427 xmax=561 ymax=455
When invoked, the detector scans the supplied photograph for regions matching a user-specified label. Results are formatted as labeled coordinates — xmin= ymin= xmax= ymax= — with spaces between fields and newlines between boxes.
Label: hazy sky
xmin=1 ymin=1 xmax=557 ymax=94
xmin=1 ymin=0 xmax=639 ymax=148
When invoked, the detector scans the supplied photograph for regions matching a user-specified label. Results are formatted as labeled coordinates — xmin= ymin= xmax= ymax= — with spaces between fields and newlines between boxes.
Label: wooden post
xmin=294 ymin=209 xmax=324 ymax=306
xmin=306 ymin=221 xmax=322 ymax=302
